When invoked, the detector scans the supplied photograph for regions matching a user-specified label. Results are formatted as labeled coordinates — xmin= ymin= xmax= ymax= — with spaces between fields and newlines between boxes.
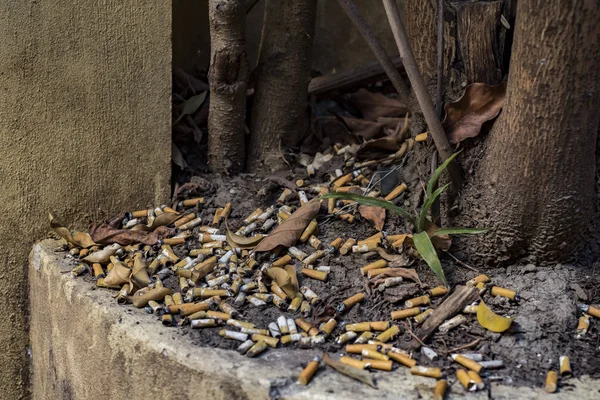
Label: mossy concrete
xmin=30 ymin=240 xmax=600 ymax=400
xmin=0 ymin=2 xmax=171 ymax=398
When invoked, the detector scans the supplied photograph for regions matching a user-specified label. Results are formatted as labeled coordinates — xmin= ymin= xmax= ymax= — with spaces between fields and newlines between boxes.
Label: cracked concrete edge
xmin=29 ymin=240 xmax=600 ymax=400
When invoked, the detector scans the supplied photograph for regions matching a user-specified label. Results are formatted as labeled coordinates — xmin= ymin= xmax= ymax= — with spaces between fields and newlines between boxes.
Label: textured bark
xmin=457 ymin=0 xmax=600 ymax=265
xmin=455 ymin=1 xmax=503 ymax=84
xmin=208 ymin=0 xmax=249 ymax=174
xmin=248 ymin=0 xmax=317 ymax=172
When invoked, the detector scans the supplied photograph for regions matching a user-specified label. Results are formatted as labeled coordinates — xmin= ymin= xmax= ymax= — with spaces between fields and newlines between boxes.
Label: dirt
xmin=130 ymin=149 xmax=600 ymax=389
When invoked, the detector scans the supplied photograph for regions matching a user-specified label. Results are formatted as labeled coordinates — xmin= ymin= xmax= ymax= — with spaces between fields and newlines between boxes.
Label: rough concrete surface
xmin=0 ymin=2 xmax=171 ymax=398
xmin=30 ymin=240 xmax=600 ymax=400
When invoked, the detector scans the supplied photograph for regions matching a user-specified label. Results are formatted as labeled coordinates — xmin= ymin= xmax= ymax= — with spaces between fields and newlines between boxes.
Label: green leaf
xmin=413 ymin=231 xmax=446 ymax=285
xmin=432 ymin=227 xmax=489 ymax=236
xmin=175 ymin=92 xmax=207 ymax=124
xmin=321 ymin=192 xmax=415 ymax=224
xmin=418 ymin=183 xmax=449 ymax=232
xmin=427 ymin=150 xmax=462 ymax=197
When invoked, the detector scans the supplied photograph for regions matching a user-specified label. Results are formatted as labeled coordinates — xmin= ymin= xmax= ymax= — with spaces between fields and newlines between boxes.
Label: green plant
xmin=321 ymin=151 xmax=487 ymax=285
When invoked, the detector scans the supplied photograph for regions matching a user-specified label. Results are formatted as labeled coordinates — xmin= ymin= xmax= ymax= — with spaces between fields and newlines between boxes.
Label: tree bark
xmin=457 ymin=0 xmax=600 ymax=265
xmin=208 ymin=0 xmax=249 ymax=174
xmin=248 ymin=0 xmax=317 ymax=172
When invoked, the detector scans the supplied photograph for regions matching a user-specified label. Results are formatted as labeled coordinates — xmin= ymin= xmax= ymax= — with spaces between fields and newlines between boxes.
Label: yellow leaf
xmin=477 ymin=300 xmax=512 ymax=333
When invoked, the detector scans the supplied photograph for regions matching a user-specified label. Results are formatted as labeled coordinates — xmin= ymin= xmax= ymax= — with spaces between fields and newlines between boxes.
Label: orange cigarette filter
xmin=298 ymin=356 xmax=321 ymax=385
xmin=340 ymin=356 xmax=367 ymax=369
xmin=361 ymin=259 xmax=387 ymax=276
xmin=415 ymin=132 xmax=428 ymax=142
xmin=433 ymin=380 xmax=447 ymax=400
xmin=429 ymin=286 xmax=450 ymax=297
xmin=174 ymin=213 xmax=196 ymax=227
xmin=375 ymin=325 xmax=400 ymax=342
xmin=367 ymin=268 xmax=393 ymax=279
xmin=490 ymin=286 xmax=519 ymax=301
xmin=467 ymin=274 xmax=490 ymax=286
xmin=301 ymin=268 xmax=328 ymax=281
xmin=272 ymin=255 xmax=292 ymax=268
xmin=369 ymin=321 xmax=390 ymax=331
xmin=452 ymin=355 xmax=483 ymax=373
xmin=384 ymin=183 xmax=407 ymax=201
xmin=345 ymin=344 xmax=380 ymax=354
xmin=456 ymin=369 xmax=475 ymax=391
xmin=545 ymin=370 xmax=558 ymax=393
xmin=163 ymin=237 xmax=186 ymax=246
xmin=391 ymin=307 xmax=421 ymax=320
xmin=410 ymin=366 xmax=442 ymax=379
xmin=388 ymin=352 xmax=416 ymax=368
xmin=364 ymin=359 xmax=393 ymax=371
xmin=405 ymin=295 xmax=430 ymax=307
xmin=182 ymin=198 xmax=204 ymax=207
xmin=340 ymin=238 xmax=356 ymax=255
xmin=333 ymin=173 xmax=353 ymax=187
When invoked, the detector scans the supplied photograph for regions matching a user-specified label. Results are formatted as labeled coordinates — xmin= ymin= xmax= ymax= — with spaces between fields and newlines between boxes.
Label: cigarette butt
xmin=161 ymin=313 xmax=173 ymax=326
xmin=361 ymin=259 xmax=387 ymax=276
xmin=389 ymin=352 xmax=416 ymax=368
xmin=178 ymin=217 xmax=203 ymax=231
xmin=243 ymin=208 xmax=263 ymax=225
xmin=300 ymin=220 xmax=318 ymax=243
xmin=207 ymin=311 xmax=231 ymax=320
xmin=467 ymin=274 xmax=490 ymax=286
xmin=295 ymin=318 xmax=312 ymax=333
xmin=457 ymin=369 xmax=476 ymax=391
xmin=414 ymin=309 xmax=434 ymax=324
xmin=246 ymin=341 xmax=268 ymax=358
xmin=131 ymin=209 xmax=150 ymax=218
xmin=237 ymin=339 xmax=254 ymax=355
xmin=346 ymin=344 xmax=380 ymax=354
xmin=333 ymin=173 xmax=353 ymax=187
xmin=340 ymin=356 xmax=367 ymax=369
xmin=462 ymin=304 xmax=479 ymax=314
xmin=545 ymin=370 xmax=558 ymax=393
xmin=92 ymin=263 xmax=105 ymax=279
xmin=376 ymin=325 xmax=400 ymax=342
xmin=298 ymin=356 xmax=321 ymax=385
xmin=302 ymin=250 xmax=324 ymax=265
xmin=429 ymin=286 xmax=450 ymax=297
xmin=329 ymin=237 xmax=344 ymax=250
xmin=361 ymin=349 xmax=388 ymax=361
xmin=288 ymin=294 xmax=303 ymax=312
xmin=327 ymin=197 xmax=336 ymax=214
xmin=410 ymin=366 xmax=442 ymax=379
xmin=71 ymin=264 xmax=87 ymax=278
xmin=584 ymin=305 xmax=600 ymax=318
xmin=391 ymin=307 xmax=421 ymax=320
xmin=434 ymin=379 xmax=447 ymax=400
xmin=320 ymin=318 xmax=337 ymax=337
xmin=384 ymin=183 xmax=407 ymax=201
xmin=182 ymin=198 xmax=204 ymax=207
xmin=251 ymin=334 xmax=279 ymax=348
xmin=577 ymin=314 xmax=590 ymax=338
xmin=439 ymin=315 xmax=467 ymax=332
xmin=308 ymin=235 xmax=321 ymax=250
xmin=301 ymin=300 xmax=311 ymax=316
xmin=219 ymin=329 xmax=248 ymax=342
xmin=338 ymin=212 xmax=355 ymax=223
xmin=162 ymin=237 xmax=186 ymax=246
xmin=270 ymin=282 xmax=290 ymax=301
xmin=336 ymin=331 xmax=358 ymax=344
xmin=302 ymin=268 xmax=328 ymax=281
xmin=415 ymin=132 xmax=428 ymax=142
xmin=289 ymin=246 xmax=308 ymax=261
xmin=468 ymin=370 xmax=485 ymax=390
xmin=405 ymin=295 xmax=430 ymax=308
xmin=367 ymin=268 xmax=396 ymax=279
xmin=272 ymin=255 xmax=292 ymax=267
xmin=278 ymin=315 xmax=289 ymax=334
xmin=559 ymin=356 xmax=572 ymax=376
xmin=490 ymin=286 xmax=519 ymax=301
xmin=452 ymin=354 xmax=483 ymax=373
xmin=168 ymin=302 xmax=209 ymax=316
xmin=342 ymin=292 xmax=365 ymax=310
xmin=345 ymin=322 xmax=372 ymax=332
xmin=174 ymin=213 xmax=196 ymax=227
xmin=172 ymin=292 xmax=184 ymax=305
xmin=227 ymin=319 xmax=254 ymax=329
xmin=277 ymin=189 xmax=292 ymax=204
xmin=369 ymin=321 xmax=390 ymax=331
xmin=352 ymin=241 xmax=379 ymax=253
xmin=364 ymin=359 xmax=393 ymax=371
xmin=211 ymin=208 xmax=223 ymax=226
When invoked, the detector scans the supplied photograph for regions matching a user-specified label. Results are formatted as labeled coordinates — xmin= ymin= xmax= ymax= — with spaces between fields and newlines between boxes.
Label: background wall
xmin=0 ymin=1 xmax=172 ymax=398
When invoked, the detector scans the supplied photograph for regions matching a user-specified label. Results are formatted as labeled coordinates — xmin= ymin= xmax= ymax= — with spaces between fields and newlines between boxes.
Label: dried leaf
xmin=477 ymin=300 xmax=513 ymax=333
xmin=104 ymin=262 xmax=131 ymax=286
xmin=425 ymin=221 xmax=452 ymax=252
xmin=82 ymin=243 xmax=121 ymax=264
xmin=130 ymin=256 xmax=152 ymax=287
xmin=342 ymin=117 xmax=385 ymax=140
xmin=49 ymin=213 xmax=96 ymax=248
xmin=443 ymin=82 xmax=507 ymax=144
xmin=175 ymin=91 xmax=207 ymax=124
xmin=172 ymin=144 xmax=188 ymax=169
xmin=226 ymin=223 xmax=264 ymax=249
xmin=132 ymin=212 xmax=182 ymax=232
xmin=358 ymin=205 xmax=386 ymax=231
xmin=372 ymin=247 xmax=409 ymax=264
xmin=355 ymin=136 xmax=403 ymax=161
xmin=266 ymin=267 xmax=298 ymax=298
xmin=128 ymin=287 xmax=173 ymax=308
xmin=254 ymin=199 xmax=321 ymax=253
xmin=90 ymin=224 xmax=172 ymax=246
xmin=322 ymin=353 xmax=376 ymax=388
xmin=346 ymin=88 xmax=408 ymax=121
xmin=371 ymin=267 xmax=421 ymax=285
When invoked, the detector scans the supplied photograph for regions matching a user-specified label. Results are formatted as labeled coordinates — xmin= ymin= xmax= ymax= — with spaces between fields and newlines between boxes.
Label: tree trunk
xmin=208 ymin=0 xmax=249 ymax=174
xmin=457 ymin=0 xmax=600 ymax=265
xmin=248 ymin=0 xmax=317 ymax=172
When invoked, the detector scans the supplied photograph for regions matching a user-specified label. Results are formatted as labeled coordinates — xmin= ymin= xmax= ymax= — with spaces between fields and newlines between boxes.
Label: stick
xmin=447 ymin=338 xmax=482 ymax=354
xmin=446 ymin=251 xmax=479 ymax=272
xmin=336 ymin=0 xmax=411 ymax=101
xmin=436 ymin=0 xmax=444 ymax=117
xmin=381 ymin=0 xmax=462 ymax=188
xmin=409 ymin=286 xmax=478 ymax=348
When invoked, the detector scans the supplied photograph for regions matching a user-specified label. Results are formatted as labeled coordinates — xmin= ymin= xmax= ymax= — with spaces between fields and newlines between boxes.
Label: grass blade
xmin=427 ymin=150 xmax=462 ymax=197
xmin=418 ymin=184 xmax=449 ymax=232
xmin=413 ymin=231 xmax=446 ymax=285
xmin=432 ymin=227 xmax=489 ymax=236
xmin=321 ymin=193 xmax=416 ymax=224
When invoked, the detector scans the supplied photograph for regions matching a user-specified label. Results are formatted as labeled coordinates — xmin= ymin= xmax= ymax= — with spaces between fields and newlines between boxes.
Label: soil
xmin=96 ymin=145 xmax=599 ymax=390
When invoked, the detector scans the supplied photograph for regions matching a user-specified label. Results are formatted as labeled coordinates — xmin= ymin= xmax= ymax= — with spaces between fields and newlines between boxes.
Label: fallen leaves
xmin=90 ymin=224 xmax=173 ymax=246
xmin=370 ymin=267 xmax=421 ymax=285
xmin=254 ymin=199 xmax=321 ymax=253
xmin=323 ymin=353 xmax=376 ymax=388
xmin=346 ymin=88 xmax=408 ymax=121
xmin=226 ymin=224 xmax=264 ymax=249
xmin=175 ymin=91 xmax=207 ymax=124
xmin=443 ymin=82 xmax=507 ymax=144
xmin=358 ymin=205 xmax=386 ymax=231
xmin=266 ymin=266 xmax=299 ymax=298
xmin=477 ymin=300 xmax=513 ymax=333
xmin=49 ymin=214 xmax=96 ymax=248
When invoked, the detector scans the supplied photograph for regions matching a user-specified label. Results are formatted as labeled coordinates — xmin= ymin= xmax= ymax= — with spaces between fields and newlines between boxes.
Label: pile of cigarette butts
xmin=59 ymin=139 xmax=599 ymax=396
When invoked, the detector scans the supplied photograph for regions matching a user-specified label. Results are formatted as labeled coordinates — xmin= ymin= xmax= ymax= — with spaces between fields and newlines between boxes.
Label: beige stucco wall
xmin=0 ymin=1 xmax=172 ymax=398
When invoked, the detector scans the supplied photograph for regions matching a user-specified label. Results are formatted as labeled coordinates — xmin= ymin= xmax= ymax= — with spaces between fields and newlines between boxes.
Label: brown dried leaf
xmin=355 ymin=136 xmax=403 ymax=161
xmin=443 ymin=82 xmax=507 ymax=144
xmin=131 ymin=212 xmax=182 ymax=232
xmin=266 ymin=266 xmax=298 ymax=298
xmin=90 ymin=224 xmax=173 ymax=246
xmin=82 ymin=243 xmax=121 ymax=264
xmin=346 ymin=88 xmax=408 ymax=121
xmin=342 ymin=117 xmax=385 ymax=140
xmin=358 ymin=205 xmax=386 ymax=231
xmin=322 ymin=353 xmax=376 ymax=388
xmin=254 ymin=199 xmax=321 ymax=253
xmin=226 ymin=223 xmax=264 ymax=249
xmin=49 ymin=213 xmax=97 ymax=248
xmin=104 ymin=262 xmax=131 ymax=286
xmin=372 ymin=247 xmax=409 ymax=264
xmin=128 ymin=287 xmax=173 ymax=308
xmin=425 ymin=221 xmax=452 ymax=251
xmin=284 ymin=264 xmax=299 ymax=297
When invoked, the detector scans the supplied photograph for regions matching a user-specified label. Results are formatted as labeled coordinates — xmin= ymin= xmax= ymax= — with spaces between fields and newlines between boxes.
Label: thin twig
xmin=402 ymin=322 xmax=426 ymax=347
xmin=336 ymin=0 xmax=411 ymax=101
xmin=432 ymin=0 xmax=444 ymax=225
xmin=381 ymin=0 xmax=462 ymax=189
xmin=448 ymin=338 xmax=482 ymax=354
xmin=446 ymin=251 xmax=479 ymax=272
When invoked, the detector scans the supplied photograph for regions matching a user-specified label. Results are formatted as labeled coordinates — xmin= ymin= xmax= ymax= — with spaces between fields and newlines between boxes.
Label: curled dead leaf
xmin=346 ymin=88 xmax=408 ymax=121
xmin=49 ymin=213 xmax=97 ymax=248
xmin=266 ymin=267 xmax=299 ymax=298
xmin=443 ymin=82 xmax=507 ymax=144
xmin=355 ymin=136 xmax=403 ymax=161
xmin=358 ymin=205 xmax=386 ymax=231
xmin=226 ymin=223 xmax=264 ymax=249
xmin=372 ymin=247 xmax=410 ymax=264
xmin=128 ymin=287 xmax=173 ymax=308
xmin=82 ymin=243 xmax=121 ymax=264
xmin=341 ymin=117 xmax=386 ymax=140
xmin=104 ymin=262 xmax=131 ymax=286
xmin=254 ymin=199 xmax=321 ymax=253
xmin=90 ymin=224 xmax=173 ymax=246
xmin=477 ymin=300 xmax=512 ymax=333
xmin=425 ymin=221 xmax=452 ymax=251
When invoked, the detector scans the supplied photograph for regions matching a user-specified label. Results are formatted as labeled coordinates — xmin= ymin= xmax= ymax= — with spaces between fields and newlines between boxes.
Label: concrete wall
xmin=0 ymin=1 xmax=172 ymax=398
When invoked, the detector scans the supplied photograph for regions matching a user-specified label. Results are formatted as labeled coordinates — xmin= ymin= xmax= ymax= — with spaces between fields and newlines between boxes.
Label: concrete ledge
xmin=29 ymin=240 xmax=600 ymax=399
